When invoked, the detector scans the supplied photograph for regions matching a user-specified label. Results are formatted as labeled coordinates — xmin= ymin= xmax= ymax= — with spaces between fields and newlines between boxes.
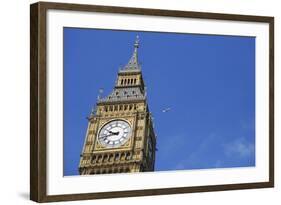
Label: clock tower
xmin=79 ymin=36 xmax=156 ymax=175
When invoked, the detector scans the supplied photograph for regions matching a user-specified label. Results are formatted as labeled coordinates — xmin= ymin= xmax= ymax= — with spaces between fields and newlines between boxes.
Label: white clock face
xmin=98 ymin=120 xmax=132 ymax=148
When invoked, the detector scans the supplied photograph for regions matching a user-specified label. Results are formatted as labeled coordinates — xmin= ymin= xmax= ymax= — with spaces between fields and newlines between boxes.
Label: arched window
xmin=134 ymin=78 xmax=136 ymax=84
xmin=126 ymin=152 xmax=131 ymax=160
xmin=121 ymin=79 xmax=123 ymax=85
xmin=121 ymin=153 xmax=126 ymax=160
xmin=124 ymin=79 xmax=127 ymax=85
xmin=103 ymin=154 xmax=108 ymax=162
xmin=92 ymin=155 xmax=97 ymax=163
xmin=109 ymin=154 xmax=114 ymax=162
xmin=97 ymin=155 xmax=102 ymax=163
xmin=115 ymin=153 xmax=120 ymax=161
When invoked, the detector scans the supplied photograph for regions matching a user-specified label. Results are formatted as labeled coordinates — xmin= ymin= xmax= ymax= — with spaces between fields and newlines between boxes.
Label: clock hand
xmin=100 ymin=132 xmax=120 ymax=140
xmin=100 ymin=132 xmax=115 ymax=138
xmin=99 ymin=135 xmax=108 ymax=140
xmin=108 ymin=131 xmax=120 ymax=135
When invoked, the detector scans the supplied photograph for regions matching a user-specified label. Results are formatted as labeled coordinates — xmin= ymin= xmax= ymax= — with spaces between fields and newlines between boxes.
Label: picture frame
xmin=30 ymin=1 xmax=274 ymax=202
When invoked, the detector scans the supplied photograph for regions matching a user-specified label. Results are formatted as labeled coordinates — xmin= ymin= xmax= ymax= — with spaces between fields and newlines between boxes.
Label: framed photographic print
xmin=30 ymin=1 xmax=274 ymax=202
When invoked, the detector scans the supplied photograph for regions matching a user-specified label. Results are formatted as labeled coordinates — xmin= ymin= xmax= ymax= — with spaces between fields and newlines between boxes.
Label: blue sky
xmin=63 ymin=28 xmax=255 ymax=176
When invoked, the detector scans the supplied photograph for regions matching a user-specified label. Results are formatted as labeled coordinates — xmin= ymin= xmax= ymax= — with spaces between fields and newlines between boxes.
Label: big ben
xmin=79 ymin=36 xmax=156 ymax=175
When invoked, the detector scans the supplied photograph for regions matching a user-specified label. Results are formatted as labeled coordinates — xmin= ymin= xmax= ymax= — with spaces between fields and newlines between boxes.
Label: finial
xmin=97 ymin=88 xmax=104 ymax=100
xmin=134 ymin=35 xmax=139 ymax=48
xmin=87 ymin=106 xmax=96 ymax=119
xmin=91 ymin=107 xmax=96 ymax=115
xmin=144 ymin=86 xmax=147 ymax=97
xmin=120 ymin=35 xmax=141 ymax=71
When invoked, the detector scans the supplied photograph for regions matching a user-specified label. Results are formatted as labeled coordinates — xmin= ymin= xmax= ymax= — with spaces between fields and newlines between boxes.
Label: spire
xmin=121 ymin=35 xmax=141 ymax=71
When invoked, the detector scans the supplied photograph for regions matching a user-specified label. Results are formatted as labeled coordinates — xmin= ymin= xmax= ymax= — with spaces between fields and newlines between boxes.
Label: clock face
xmin=98 ymin=120 xmax=132 ymax=148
